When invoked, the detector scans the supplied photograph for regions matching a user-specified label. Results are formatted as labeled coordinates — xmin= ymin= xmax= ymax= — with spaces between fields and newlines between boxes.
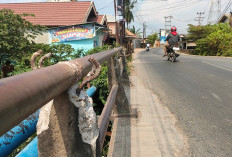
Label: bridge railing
xmin=0 ymin=47 xmax=129 ymax=156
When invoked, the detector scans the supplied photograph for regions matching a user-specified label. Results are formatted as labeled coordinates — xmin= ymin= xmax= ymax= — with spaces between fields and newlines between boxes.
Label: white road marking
xmin=202 ymin=61 xmax=232 ymax=72
xmin=211 ymin=93 xmax=222 ymax=102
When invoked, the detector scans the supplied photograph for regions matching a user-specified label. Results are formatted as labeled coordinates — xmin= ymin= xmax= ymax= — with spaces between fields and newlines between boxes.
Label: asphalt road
xmin=134 ymin=48 xmax=232 ymax=156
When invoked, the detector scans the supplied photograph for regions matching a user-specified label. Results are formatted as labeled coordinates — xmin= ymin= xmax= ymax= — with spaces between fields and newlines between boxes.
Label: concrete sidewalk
xmin=107 ymin=48 xmax=189 ymax=157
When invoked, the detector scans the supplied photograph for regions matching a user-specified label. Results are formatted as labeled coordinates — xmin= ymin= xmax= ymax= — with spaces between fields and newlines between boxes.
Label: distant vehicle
xmin=146 ymin=46 xmax=149 ymax=51
xmin=146 ymin=43 xmax=150 ymax=51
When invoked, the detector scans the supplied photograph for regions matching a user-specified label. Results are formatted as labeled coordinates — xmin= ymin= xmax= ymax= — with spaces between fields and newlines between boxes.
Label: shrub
xmin=223 ymin=48 xmax=232 ymax=57
xmin=188 ymin=23 xmax=232 ymax=57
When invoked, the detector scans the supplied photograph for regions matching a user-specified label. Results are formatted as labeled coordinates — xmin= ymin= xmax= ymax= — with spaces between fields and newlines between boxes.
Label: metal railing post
xmin=0 ymin=47 xmax=122 ymax=137
xmin=107 ymin=57 xmax=117 ymax=92
xmin=0 ymin=47 xmax=127 ymax=157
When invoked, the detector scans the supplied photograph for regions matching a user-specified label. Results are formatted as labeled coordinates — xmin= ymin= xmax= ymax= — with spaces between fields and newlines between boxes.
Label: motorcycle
xmin=146 ymin=46 xmax=149 ymax=51
xmin=167 ymin=44 xmax=179 ymax=62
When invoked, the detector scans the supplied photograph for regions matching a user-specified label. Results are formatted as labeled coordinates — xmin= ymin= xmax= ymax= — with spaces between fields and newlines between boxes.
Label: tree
xmin=125 ymin=0 xmax=137 ymax=28
xmin=187 ymin=23 xmax=232 ymax=56
xmin=12 ymin=43 xmax=78 ymax=75
xmin=0 ymin=9 xmax=45 ymax=64
xmin=147 ymin=33 xmax=158 ymax=46
xmin=129 ymin=25 xmax=141 ymax=37
xmin=187 ymin=24 xmax=216 ymax=41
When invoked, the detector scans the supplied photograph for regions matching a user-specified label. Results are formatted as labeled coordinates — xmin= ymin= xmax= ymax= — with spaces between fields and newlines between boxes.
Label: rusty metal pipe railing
xmin=0 ymin=47 xmax=122 ymax=136
xmin=98 ymin=85 xmax=118 ymax=150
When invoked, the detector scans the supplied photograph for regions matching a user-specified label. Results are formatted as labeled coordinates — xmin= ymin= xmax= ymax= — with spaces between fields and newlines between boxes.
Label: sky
xmin=0 ymin=0 xmax=232 ymax=35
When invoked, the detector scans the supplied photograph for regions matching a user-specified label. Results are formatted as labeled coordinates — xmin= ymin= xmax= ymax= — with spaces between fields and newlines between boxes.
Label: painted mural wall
xmin=49 ymin=24 xmax=105 ymax=52
xmin=32 ymin=24 xmax=106 ymax=53
xmin=50 ymin=25 xmax=95 ymax=43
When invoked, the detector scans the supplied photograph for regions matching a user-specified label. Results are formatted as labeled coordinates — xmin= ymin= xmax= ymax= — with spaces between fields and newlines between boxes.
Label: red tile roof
xmin=88 ymin=15 xmax=106 ymax=25
xmin=0 ymin=1 xmax=97 ymax=26
xmin=125 ymin=29 xmax=136 ymax=38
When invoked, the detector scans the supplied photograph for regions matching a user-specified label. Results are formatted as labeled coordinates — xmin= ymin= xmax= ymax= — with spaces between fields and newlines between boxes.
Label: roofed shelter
xmin=0 ymin=1 xmax=108 ymax=51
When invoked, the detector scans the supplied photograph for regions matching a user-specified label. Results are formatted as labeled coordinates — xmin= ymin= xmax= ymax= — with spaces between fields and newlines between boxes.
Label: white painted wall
xmin=32 ymin=31 xmax=50 ymax=44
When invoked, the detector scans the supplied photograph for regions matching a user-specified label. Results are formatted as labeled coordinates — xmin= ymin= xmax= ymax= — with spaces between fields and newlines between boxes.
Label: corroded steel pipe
xmin=98 ymin=85 xmax=118 ymax=150
xmin=0 ymin=47 xmax=122 ymax=136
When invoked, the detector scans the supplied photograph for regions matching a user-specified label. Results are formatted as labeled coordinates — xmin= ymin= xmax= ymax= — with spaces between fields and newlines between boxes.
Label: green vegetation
xmin=12 ymin=43 xmax=77 ymax=75
xmin=0 ymin=9 xmax=45 ymax=66
xmin=125 ymin=0 xmax=137 ymax=28
xmin=85 ymin=45 xmax=112 ymax=109
xmin=129 ymin=25 xmax=141 ymax=37
xmin=1 ymin=9 xmax=125 ymax=157
xmin=0 ymin=7 xmax=117 ymax=117
xmin=8 ymin=133 xmax=37 ymax=157
xmin=146 ymin=33 xmax=158 ymax=46
xmin=187 ymin=23 xmax=232 ymax=56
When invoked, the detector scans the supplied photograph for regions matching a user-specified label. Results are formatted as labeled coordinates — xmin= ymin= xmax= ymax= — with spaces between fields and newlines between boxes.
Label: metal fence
xmin=0 ymin=47 xmax=129 ymax=157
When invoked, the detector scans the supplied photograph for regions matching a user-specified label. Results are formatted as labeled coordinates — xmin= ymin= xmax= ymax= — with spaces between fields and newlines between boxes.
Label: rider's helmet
xmin=171 ymin=26 xmax=177 ymax=32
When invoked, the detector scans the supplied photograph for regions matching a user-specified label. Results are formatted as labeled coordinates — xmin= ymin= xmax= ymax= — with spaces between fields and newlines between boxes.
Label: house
xmin=125 ymin=28 xmax=138 ymax=53
xmin=102 ymin=15 xmax=117 ymax=45
xmin=0 ymin=1 xmax=108 ymax=52
xmin=218 ymin=12 xmax=232 ymax=27
xmin=105 ymin=15 xmax=140 ymax=50
xmin=179 ymin=34 xmax=196 ymax=50
xmin=106 ymin=15 xmax=116 ymax=35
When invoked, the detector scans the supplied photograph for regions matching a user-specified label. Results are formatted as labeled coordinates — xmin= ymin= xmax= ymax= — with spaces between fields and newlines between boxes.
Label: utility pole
xmin=114 ymin=0 xmax=119 ymax=44
xmin=123 ymin=0 xmax=125 ymax=43
xmin=217 ymin=0 xmax=221 ymax=22
xmin=143 ymin=22 xmax=146 ymax=47
xmin=208 ymin=0 xmax=221 ymax=24
xmin=195 ymin=12 xmax=205 ymax=26
xmin=115 ymin=0 xmax=124 ymax=45
xmin=164 ymin=16 xmax=173 ymax=30
xmin=208 ymin=0 xmax=214 ymax=24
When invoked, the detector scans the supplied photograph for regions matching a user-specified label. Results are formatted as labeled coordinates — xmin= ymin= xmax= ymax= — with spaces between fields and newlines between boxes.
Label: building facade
xmin=49 ymin=23 xmax=106 ymax=51
xmin=0 ymin=1 xmax=107 ymax=52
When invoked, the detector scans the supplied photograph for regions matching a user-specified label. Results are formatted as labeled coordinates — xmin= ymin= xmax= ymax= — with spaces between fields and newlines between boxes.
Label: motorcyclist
xmin=163 ymin=26 xmax=180 ymax=57
xmin=146 ymin=42 xmax=150 ymax=48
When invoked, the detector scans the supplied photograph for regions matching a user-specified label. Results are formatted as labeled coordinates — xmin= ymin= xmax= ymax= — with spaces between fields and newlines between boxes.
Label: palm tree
xmin=125 ymin=0 xmax=137 ymax=28
xmin=129 ymin=25 xmax=141 ymax=37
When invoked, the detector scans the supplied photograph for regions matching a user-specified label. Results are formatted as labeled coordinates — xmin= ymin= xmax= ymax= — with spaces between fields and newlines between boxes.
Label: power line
xmin=172 ymin=17 xmax=193 ymax=22
xmin=219 ymin=0 xmax=232 ymax=18
xmin=137 ymin=0 xmax=199 ymax=13
xmin=137 ymin=0 xmax=192 ymax=11
xmin=201 ymin=0 xmax=211 ymax=13
xmin=134 ymin=14 xmax=144 ymax=25
xmin=138 ymin=0 xmax=202 ymax=16
xmin=98 ymin=1 xmax=114 ymax=11
xmin=146 ymin=22 xmax=159 ymax=30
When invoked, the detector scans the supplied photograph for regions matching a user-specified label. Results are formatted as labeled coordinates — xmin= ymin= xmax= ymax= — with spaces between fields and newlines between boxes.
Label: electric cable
xmin=98 ymin=1 xmax=114 ymax=11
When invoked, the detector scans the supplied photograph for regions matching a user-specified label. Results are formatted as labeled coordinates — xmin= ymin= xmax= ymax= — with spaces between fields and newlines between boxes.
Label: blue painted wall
xmin=49 ymin=24 xmax=105 ymax=53
xmin=65 ymin=38 xmax=94 ymax=52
